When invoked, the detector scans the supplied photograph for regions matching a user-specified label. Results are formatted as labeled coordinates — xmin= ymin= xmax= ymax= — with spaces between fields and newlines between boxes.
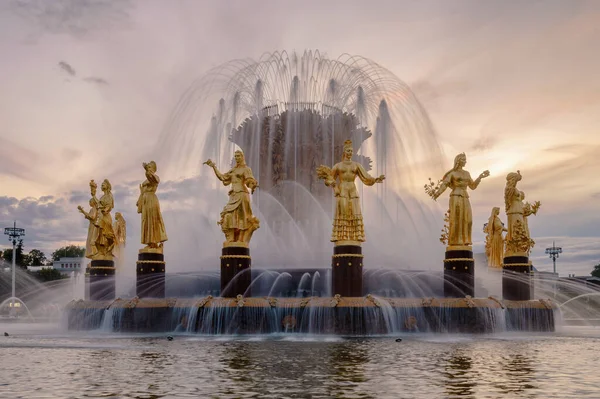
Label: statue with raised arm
xmin=316 ymin=139 xmax=385 ymax=244
xmin=77 ymin=179 xmax=99 ymax=259
xmin=425 ymin=153 xmax=489 ymax=248
xmin=113 ymin=212 xmax=126 ymax=259
xmin=504 ymin=171 xmax=541 ymax=256
xmin=484 ymin=207 xmax=507 ymax=268
xmin=204 ymin=150 xmax=260 ymax=247
xmin=136 ymin=161 xmax=168 ymax=252
xmin=94 ymin=179 xmax=116 ymax=259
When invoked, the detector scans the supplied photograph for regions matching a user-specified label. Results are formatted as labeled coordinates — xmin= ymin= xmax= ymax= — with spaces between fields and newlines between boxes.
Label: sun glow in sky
xmin=0 ymin=0 xmax=599 ymax=275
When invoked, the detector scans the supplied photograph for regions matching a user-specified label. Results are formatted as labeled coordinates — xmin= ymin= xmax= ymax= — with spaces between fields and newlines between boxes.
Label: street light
xmin=4 ymin=221 xmax=25 ymax=311
xmin=545 ymin=241 xmax=562 ymax=275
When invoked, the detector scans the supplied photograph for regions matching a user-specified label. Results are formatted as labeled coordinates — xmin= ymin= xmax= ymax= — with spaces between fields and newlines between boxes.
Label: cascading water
xmin=154 ymin=49 xmax=445 ymax=271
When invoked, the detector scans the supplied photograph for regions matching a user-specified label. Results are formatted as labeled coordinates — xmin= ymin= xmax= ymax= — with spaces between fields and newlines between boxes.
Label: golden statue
xmin=425 ymin=153 xmax=489 ymax=248
xmin=113 ymin=212 xmax=126 ymax=259
xmin=484 ymin=207 xmax=507 ymax=268
xmin=316 ymin=139 xmax=385 ymax=244
xmin=77 ymin=179 xmax=99 ymax=259
xmin=93 ymin=179 xmax=115 ymax=259
xmin=136 ymin=161 xmax=168 ymax=252
xmin=204 ymin=150 xmax=260 ymax=247
xmin=504 ymin=171 xmax=541 ymax=256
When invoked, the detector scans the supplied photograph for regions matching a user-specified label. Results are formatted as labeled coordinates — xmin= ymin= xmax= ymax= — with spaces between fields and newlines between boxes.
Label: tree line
xmin=0 ymin=242 xmax=85 ymax=283
xmin=0 ymin=241 xmax=84 ymax=268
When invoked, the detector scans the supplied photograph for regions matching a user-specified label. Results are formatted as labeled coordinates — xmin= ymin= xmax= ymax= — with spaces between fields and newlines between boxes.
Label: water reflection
xmin=496 ymin=350 xmax=538 ymax=396
xmin=3 ymin=329 xmax=600 ymax=398
xmin=213 ymin=339 xmax=374 ymax=398
xmin=443 ymin=350 xmax=476 ymax=398
xmin=326 ymin=341 xmax=372 ymax=398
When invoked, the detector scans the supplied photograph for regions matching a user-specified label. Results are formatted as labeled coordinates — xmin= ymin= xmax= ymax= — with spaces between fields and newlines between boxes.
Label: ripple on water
xmin=1 ymin=323 xmax=600 ymax=399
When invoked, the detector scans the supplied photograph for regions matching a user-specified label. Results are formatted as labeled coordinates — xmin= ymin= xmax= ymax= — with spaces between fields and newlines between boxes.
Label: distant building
xmin=53 ymin=257 xmax=85 ymax=276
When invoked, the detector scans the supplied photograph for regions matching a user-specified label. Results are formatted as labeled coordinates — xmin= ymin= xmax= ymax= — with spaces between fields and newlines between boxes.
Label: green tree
xmin=591 ymin=263 xmax=600 ymax=278
xmin=2 ymin=239 xmax=28 ymax=268
xmin=34 ymin=268 xmax=67 ymax=282
xmin=51 ymin=245 xmax=85 ymax=261
xmin=27 ymin=249 xmax=47 ymax=266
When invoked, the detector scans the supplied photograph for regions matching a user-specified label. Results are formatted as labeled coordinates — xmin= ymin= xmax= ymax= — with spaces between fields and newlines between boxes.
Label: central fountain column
xmin=332 ymin=242 xmax=363 ymax=297
xmin=443 ymin=246 xmax=475 ymax=297
xmin=221 ymin=244 xmax=252 ymax=297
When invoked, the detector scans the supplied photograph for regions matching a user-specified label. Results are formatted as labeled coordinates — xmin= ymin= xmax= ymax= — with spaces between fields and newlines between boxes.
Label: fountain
xmin=62 ymin=50 xmax=560 ymax=334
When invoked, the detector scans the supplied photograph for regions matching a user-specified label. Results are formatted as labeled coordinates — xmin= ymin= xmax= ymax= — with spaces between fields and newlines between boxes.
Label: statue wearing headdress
xmin=204 ymin=150 xmax=260 ymax=246
xmin=77 ymin=180 xmax=99 ymax=259
xmin=94 ymin=179 xmax=116 ymax=259
xmin=316 ymin=139 xmax=385 ymax=244
xmin=136 ymin=161 xmax=168 ymax=252
xmin=504 ymin=171 xmax=540 ymax=257
xmin=113 ymin=212 xmax=126 ymax=259
xmin=426 ymin=153 xmax=489 ymax=248
xmin=484 ymin=207 xmax=507 ymax=268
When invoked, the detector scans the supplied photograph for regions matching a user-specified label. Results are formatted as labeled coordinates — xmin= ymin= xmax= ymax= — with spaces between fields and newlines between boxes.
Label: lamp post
xmin=4 ymin=221 xmax=26 ymax=311
xmin=545 ymin=241 xmax=562 ymax=275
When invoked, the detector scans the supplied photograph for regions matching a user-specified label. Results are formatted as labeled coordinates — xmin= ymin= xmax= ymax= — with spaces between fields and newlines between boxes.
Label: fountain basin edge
xmin=65 ymin=296 xmax=557 ymax=334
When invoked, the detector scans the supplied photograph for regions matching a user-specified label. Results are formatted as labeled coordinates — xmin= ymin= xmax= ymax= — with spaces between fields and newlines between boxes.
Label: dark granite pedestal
xmin=221 ymin=246 xmax=251 ymax=297
xmin=89 ymin=259 xmax=115 ymax=301
xmin=503 ymin=255 xmax=533 ymax=301
xmin=331 ymin=244 xmax=363 ymax=297
xmin=443 ymin=248 xmax=475 ymax=297
xmin=137 ymin=251 xmax=166 ymax=298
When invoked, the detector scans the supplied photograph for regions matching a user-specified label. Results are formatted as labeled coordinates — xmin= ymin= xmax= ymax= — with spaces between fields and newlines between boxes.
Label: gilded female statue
xmin=428 ymin=153 xmax=489 ymax=247
xmin=204 ymin=150 xmax=260 ymax=246
xmin=113 ymin=212 xmax=127 ymax=258
xmin=504 ymin=171 xmax=540 ymax=256
xmin=136 ymin=161 xmax=168 ymax=251
xmin=316 ymin=139 xmax=385 ymax=243
xmin=94 ymin=179 xmax=115 ymax=258
xmin=77 ymin=179 xmax=99 ymax=259
xmin=484 ymin=207 xmax=507 ymax=268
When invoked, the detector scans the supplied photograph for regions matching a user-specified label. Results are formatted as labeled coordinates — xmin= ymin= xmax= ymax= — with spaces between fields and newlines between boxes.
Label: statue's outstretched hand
xmin=480 ymin=170 xmax=490 ymax=179
xmin=375 ymin=175 xmax=386 ymax=183
xmin=249 ymin=181 xmax=258 ymax=194
xmin=203 ymin=159 xmax=215 ymax=168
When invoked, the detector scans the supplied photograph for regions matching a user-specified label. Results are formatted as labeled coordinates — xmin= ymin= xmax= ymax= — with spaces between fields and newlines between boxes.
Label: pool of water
xmin=1 ymin=322 xmax=599 ymax=398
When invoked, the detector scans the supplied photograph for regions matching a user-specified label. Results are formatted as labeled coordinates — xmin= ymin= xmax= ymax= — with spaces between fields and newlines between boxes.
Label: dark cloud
xmin=58 ymin=60 xmax=75 ymax=76
xmin=0 ymin=137 xmax=45 ymax=181
xmin=0 ymin=195 xmax=79 ymax=254
xmin=9 ymin=0 xmax=133 ymax=38
xmin=68 ymin=191 xmax=88 ymax=205
xmin=83 ymin=76 xmax=108 ymax=85
xmin=471 ymin=135 xmax=497 ymax=152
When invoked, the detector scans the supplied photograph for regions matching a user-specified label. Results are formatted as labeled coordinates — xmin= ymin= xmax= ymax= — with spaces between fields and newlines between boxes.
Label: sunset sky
xmin=0 ymin=0 xmax=598 ymax=276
